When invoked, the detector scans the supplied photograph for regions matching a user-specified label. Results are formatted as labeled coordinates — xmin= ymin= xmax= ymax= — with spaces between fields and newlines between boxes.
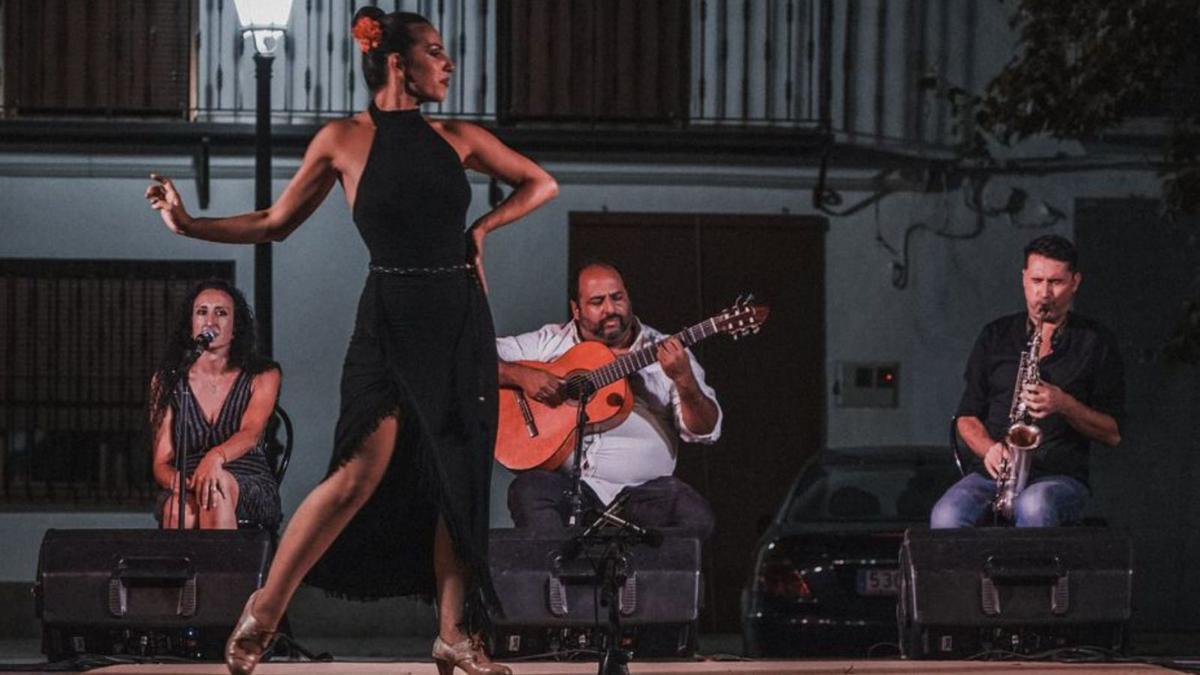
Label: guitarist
xmin=496 ymin=261 xmax=721 ymax=540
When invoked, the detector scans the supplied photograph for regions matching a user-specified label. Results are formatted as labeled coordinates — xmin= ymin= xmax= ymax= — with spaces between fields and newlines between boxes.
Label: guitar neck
xmin=587 ymin=318 xmax=719 ymax=389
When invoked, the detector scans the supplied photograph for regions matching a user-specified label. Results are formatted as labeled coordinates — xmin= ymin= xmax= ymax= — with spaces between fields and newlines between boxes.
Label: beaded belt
xmin=369 ymin=262 xmax=474 ymax=276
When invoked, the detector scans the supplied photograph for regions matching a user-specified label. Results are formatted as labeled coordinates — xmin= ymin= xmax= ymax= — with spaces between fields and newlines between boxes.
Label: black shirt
xmin=956 ymin=311 xmax=1125 ymax=488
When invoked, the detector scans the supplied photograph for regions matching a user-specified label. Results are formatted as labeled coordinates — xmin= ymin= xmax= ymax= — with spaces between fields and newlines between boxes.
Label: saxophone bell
xmin=1005 ymin=420 xmax=1043 ymax=451
xmin=993 ymin=311 xmax=1047 ymax=521
xmin=1007 ymin=305 xmax=1048 ymax=452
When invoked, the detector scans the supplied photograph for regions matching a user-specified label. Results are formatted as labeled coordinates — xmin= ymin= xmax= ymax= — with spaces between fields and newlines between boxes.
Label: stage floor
xmin=3 ymin=636 xmax=1194 ymax=674
xmin=85 ymin=659 xmax=1189 ymax=674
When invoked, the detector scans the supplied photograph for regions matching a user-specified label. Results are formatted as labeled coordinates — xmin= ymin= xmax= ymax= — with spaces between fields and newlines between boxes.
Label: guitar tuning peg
xmin=746 ymin=293 xmax=756 ymax=303
xmin=752 ymin=327 xmax=761 ymax=334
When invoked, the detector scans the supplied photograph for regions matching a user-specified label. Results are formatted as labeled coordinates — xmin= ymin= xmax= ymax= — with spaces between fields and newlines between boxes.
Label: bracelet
xmin=211 ymin=449 xmax=228 ymax=464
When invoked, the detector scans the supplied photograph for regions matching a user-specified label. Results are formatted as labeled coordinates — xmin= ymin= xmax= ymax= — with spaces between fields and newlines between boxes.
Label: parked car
xmin=741 ymin=445 xmax=960 ymax=657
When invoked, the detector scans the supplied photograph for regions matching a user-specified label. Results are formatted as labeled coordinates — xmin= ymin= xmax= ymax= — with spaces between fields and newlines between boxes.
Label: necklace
xmin=192 ymin=370 xmax=229 ymax=396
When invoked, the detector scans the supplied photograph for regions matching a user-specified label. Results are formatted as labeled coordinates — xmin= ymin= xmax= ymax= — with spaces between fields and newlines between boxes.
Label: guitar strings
xmin=559 ymin=306 xmax=752 ymax=401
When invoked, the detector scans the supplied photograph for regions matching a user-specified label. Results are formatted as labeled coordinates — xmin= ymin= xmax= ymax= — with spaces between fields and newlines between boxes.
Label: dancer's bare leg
xmin=432 ymin=516 xmax=509 ymax=672
xmin=434 ymin=515 xmax=470 ymax=643
xmin=250 ymin=416 xmax=399 ymax=627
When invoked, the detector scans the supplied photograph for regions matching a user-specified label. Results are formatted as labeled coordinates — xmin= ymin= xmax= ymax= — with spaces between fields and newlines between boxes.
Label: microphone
xmin=595 ymin=510 xmax=663 ymax=547
xmin=182 ymin=326 xmax=220 ymax=365
xmin=193 ymin=326 xmax=220 ymax=350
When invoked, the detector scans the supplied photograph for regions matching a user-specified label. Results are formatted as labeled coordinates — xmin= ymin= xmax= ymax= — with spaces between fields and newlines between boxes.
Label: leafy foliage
xmin=963 ymin=0 xmax=1200 ymax=362
xmin=963 ymin=0 xmax=1200 ymax=220
xmin=975 ymin=0 xmax=1199 ymax=148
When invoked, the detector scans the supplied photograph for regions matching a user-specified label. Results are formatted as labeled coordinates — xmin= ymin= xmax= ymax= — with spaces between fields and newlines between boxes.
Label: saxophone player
xmin=930 ymin=235 xmax=1125 ymax=528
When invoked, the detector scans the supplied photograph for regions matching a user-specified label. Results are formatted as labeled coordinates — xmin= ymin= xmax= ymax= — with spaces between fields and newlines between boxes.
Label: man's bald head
xmin=570 ymin=262 xmax=634 ymax=348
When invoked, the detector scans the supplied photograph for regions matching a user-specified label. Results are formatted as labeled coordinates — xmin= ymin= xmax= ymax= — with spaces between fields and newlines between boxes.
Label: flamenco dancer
xmin=145 ymin=8 xmax=557 ymax=674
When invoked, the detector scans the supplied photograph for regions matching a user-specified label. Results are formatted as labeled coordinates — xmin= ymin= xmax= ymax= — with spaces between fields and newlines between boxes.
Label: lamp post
xmin=234 ymin=0 xmax=293 ymax=358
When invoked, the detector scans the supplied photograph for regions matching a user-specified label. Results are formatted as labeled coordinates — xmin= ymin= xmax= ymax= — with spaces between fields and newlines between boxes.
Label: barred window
xmin=0 ymin=259 xmax=234 ymax=509
xmin=2 ymin=0 xmax=195 ymax=118
xmin=498 ymin=0 xmax=691 ymax=124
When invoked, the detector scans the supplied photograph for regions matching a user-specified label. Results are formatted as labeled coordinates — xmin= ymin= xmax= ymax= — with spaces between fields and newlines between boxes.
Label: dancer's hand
xmin=145 ymin=173 xmax=193 ymax=235
xmin=467 ymin=225 xmax=488 ymax=294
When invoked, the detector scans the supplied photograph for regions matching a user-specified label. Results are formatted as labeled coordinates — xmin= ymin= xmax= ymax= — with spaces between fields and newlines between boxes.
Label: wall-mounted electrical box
xmin=835 ymin=361 xmax=900 ymax=408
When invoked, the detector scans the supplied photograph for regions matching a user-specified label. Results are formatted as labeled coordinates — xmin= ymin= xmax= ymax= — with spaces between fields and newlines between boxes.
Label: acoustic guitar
xmin=495 ymin=296 xmax=770 ymax=471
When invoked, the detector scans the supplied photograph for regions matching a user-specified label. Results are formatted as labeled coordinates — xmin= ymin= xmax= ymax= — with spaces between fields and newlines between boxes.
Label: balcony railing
xmin=1 ymin=0 xmax=982 ymax=153
xmin=193 ymin=0 xmax=834 ymax=128
xmin=694 ymin=0 xmax=826 ymax=126
xmin=195 ymin=0 xmax=497 ymax=123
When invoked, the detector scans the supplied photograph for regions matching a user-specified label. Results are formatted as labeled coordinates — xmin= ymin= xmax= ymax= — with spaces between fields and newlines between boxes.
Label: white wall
xmin=0 ymin=153 xmax=1164 ymax=583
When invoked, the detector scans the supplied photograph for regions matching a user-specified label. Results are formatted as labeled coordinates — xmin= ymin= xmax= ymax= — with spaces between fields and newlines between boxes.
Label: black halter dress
xmin=304 ymin=103 xmax=500 ymax=617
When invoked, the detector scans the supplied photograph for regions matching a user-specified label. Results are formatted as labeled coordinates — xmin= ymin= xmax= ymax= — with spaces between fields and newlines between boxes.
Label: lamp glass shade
xmin=234 ymin=0 xmax=294 ymax=54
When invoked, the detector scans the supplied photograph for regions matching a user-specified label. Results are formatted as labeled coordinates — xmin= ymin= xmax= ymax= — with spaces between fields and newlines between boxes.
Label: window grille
xmin=2 ymin=0 xmax=195 ymax=118
xmin=0 ymin=259 xmax=234 ymax=509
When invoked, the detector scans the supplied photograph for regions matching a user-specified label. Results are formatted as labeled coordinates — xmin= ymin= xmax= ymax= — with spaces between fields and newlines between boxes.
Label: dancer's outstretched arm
xmin=146 ymin=125 xmax=342 ymax=244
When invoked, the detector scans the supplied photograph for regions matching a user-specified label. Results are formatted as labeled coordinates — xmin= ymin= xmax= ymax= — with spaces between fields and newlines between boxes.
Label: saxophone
xmin=993 ymin=307 xmax=1046 ymax=521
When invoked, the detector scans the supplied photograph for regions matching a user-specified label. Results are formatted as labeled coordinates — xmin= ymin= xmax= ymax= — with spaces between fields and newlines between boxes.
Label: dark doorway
xmin=570 ymin=212 xmax=827 ymax=631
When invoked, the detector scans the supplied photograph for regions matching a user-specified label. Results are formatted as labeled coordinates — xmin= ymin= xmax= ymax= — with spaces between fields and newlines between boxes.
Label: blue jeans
xmin=929 ymin=472 xmax=1089 ymax=528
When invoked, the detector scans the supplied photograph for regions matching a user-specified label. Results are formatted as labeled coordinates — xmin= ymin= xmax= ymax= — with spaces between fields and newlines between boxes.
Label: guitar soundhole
xmin=564 ymin=374 xmax=591 ymax=403
xmin=606 ymin=393 xmax=624 ymax=407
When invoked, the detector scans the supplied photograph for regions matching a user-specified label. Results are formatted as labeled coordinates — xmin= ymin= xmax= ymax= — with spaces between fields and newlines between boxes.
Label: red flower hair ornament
xmin=353 ymin=16 xmax=383 ymax=53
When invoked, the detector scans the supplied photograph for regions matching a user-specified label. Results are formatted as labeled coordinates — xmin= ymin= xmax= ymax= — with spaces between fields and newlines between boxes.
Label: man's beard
xmin=594 ymin=313 xmax=631 ymax=346
xmin=1034 ymin=300 xmax=1068 ymax=323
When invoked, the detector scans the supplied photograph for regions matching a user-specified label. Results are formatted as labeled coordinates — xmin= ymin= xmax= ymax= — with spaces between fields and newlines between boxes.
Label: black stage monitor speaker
xmin=898 ymin=527 xmax=1133 ymax=659
xmin=35 ymin=528 xmax=272 ymax=661
xmin=487 ymin=528 xmax=701 ymax=658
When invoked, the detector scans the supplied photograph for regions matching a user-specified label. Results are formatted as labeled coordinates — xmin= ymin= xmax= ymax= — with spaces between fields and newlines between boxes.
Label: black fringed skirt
xmin=304 ymin=269 xmax=500 ymax=619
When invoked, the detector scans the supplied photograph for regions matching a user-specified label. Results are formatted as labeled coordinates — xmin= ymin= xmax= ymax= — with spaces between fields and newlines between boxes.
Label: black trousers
xmin=507 ymin=470 xmax=715 ymax=541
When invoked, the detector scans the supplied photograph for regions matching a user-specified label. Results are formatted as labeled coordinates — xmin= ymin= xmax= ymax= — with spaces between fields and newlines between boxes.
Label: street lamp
xmin=234 ymin=0 xmax=294 ymax=358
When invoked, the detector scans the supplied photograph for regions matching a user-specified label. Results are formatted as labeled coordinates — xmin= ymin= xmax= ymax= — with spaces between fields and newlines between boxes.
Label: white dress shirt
xmin=496 ymin=320 xmax=723 ymax=505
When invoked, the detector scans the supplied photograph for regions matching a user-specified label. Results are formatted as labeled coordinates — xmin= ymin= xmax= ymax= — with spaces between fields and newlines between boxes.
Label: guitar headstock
xmin=713 ymin=294 xmax=770 ymax=340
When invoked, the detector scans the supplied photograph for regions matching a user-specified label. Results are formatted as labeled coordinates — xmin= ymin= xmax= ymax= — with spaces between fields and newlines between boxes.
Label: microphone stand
xmin=172 ymin=342 xmax=207 ymax=531
xmin=565 ymin=380 xmax=594 ymax=528
xmin=562 ymin=518 xmax=652 ymax=675
xmin=561 ymin=477 xmax=662 ymax=674
xmin=557 ymin=374 xmax=653 ymax=673
xmin=596 ymin=536 xmax=631 ymax=675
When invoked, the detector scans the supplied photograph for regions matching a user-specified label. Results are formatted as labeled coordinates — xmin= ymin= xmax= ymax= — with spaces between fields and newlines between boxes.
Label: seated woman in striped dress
xmin=149 ymin=279 xmax=282 ymax=530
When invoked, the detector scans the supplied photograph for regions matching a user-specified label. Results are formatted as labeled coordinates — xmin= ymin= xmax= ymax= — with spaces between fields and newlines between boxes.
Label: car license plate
xmin=857 ymin=568 xmax=900 ymax=596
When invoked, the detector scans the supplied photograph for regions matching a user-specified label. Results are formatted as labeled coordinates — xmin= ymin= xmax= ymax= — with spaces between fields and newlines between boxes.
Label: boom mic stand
xmin=172 ymin=373 xmax=192 ymax=531
xmin=565 ymin=379 xmax=594 ymax=528
xmin=172 ymin=334 xmax=212 ymax=531
xmin=561 ymin=521 xmax=660 ymax=675
xmin=556 ymin=372 xmax=662 ymax=675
